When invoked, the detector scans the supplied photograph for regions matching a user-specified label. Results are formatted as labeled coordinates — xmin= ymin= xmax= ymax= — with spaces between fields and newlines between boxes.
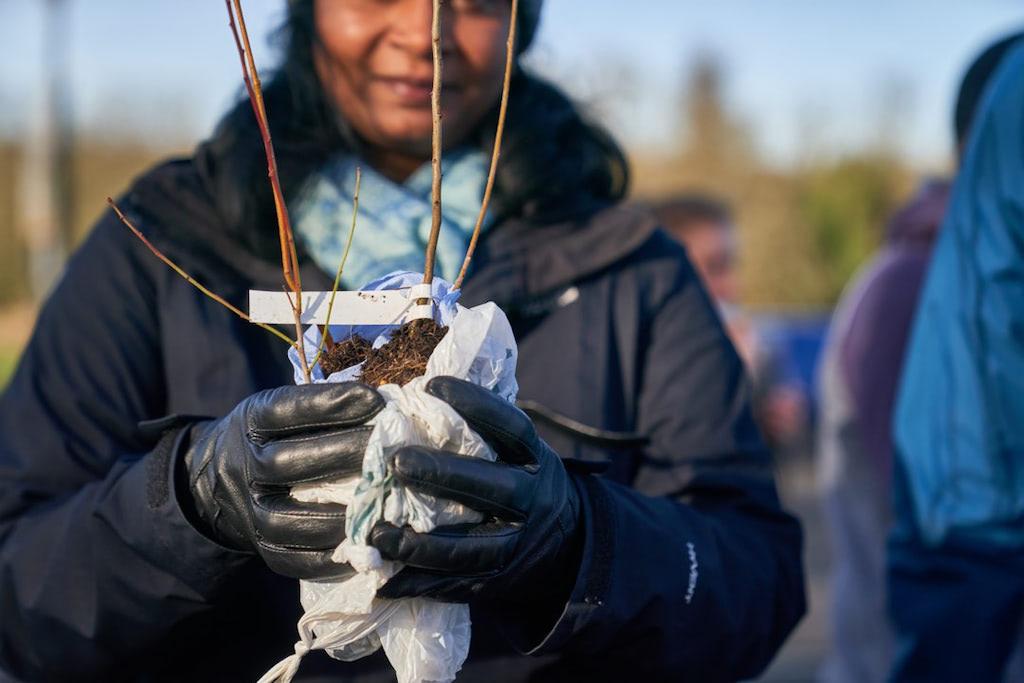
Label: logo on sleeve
xmin=685 ymin=541 xmax=699 ymax=605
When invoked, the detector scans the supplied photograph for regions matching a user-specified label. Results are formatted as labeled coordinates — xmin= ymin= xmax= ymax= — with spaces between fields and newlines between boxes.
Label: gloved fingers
xmin=246 ymin=382 xmax=384 ymax=441
xmin=250 ymin=425 xmax=372 ymax=486
xmin=369 ymin=520 xmax=521 ymax=574
xmin=390 ymin=446 xmax=532 ymax=521
xmin=425 ymin=376 xmax=539 ymax=467
xmin=258 ymin=543 xmax=354 ymax=582
xmin=251 ymin=493 xmax=347 ymax=550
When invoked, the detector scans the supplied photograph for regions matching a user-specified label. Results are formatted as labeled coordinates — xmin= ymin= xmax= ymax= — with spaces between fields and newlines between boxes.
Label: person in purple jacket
xmin=816 ymin=31 xmax=1023 ymax=683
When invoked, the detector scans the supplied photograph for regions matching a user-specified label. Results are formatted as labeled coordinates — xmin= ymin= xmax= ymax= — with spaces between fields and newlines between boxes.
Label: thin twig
xmin=225 ymin=0 xmax=309 ymax=383
xmin=321 ymin=325 xmax=336 ymax=351
xmin=226 ymin=0 xmax=300 ymax=294
xmin=453 ymin=0 xmax=518 ymax=291
xmin=311 ymin=167 xmax=362 ymax=370
xmin=107 ymin=198 xmax=295 ymax=348
xmin=421 ymin=0 xmax=444 ymax=286
xmin=290 ymin=294 xmax=311 ymax=383
xmin=282 ymin=286 xmax=309 ymax=382
xmin=279 ymin=285 xmax=311 ymax=383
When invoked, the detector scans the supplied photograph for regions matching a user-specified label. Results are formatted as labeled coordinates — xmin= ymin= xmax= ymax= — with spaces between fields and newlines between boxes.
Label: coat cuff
xmin=502 ymin=474 xmax=616 ymax=655
xmin=95 ymin=424 xmax=253 ymax=599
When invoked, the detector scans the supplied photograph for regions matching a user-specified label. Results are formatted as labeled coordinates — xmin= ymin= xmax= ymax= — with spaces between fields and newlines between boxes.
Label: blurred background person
xmin=816 ymin=31 xmax=1022 ymax=683
xmin=653 ymin=195 xmax=738 ymax=304
xmin=816 ymin=177 xmax=949 ymax=683
xmin=654 ymin=195 xmax=809 ymax=455
xmin=888 ymin=34 xmax=1024 ymax=683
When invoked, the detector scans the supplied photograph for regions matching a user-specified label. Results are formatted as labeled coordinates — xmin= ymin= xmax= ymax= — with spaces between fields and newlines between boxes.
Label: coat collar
xmin=460 ymin=204 xmax=659 ymax=309
xmin=125 ymin=154 xmax=657 ymax=312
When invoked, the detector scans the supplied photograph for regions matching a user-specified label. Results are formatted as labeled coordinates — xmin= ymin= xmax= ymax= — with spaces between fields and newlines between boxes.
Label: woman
xmin=0 ymin=1 xmax=804 ymax=681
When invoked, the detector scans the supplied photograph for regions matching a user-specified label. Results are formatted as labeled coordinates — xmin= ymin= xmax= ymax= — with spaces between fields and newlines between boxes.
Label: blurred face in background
xmin=313 ymin=0 xmax=511 ymax=179
xmin=671 ymin=220 xmax=739 ymax=305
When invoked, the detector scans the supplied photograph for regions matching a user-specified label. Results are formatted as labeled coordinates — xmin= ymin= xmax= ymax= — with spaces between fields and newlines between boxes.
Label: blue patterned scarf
xmin=292 ymin=148 xmax=491 ymax=288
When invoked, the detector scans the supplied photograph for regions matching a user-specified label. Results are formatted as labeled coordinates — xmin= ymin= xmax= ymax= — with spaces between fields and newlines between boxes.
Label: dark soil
xmin=319 ymin=334 xmax=373 ymax=376
xmin=317 ymin=319 xmax=448 ymax=387
xmin=361 ymin=319 xmax=448 ymax=387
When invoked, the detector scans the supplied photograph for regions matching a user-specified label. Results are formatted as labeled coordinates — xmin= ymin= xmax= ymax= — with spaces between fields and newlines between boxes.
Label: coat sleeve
xmin=0 ymin=211 xmax=251 ymax=680
xmin=515 ymin=249 xmax=805 ymax=680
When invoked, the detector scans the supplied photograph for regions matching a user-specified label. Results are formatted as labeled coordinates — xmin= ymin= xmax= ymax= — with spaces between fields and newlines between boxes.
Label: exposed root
xmin=319 ymin=335 xmax=372 ymax=377
xmin=316 ymin=320 xmax=448 ymax=387
xmin=360 ymin=319 xmax=448 ymax=387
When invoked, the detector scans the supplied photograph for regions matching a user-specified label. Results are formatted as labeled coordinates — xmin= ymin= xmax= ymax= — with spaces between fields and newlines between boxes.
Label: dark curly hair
xmin=953 ymin=30 xmax=1024 ymax=152
xmin=202 ymin=0 xmax=630 ymax=259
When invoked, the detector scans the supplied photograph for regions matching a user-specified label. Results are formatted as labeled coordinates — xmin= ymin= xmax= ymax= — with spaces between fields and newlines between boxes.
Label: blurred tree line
xmin=0 ymin=140 xmax=180 ymax=306
xmin=0 ymin=141 xmax=28 ymax=305
xmin=632 ymin=54 xmax=917 ymax=310
xmin=0 ymin=53 xmax=922 ymax=311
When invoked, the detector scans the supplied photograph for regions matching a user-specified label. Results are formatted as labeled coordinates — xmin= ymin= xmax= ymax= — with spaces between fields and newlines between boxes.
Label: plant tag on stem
xmin=249 ymin=288 xmax=434 ymax=326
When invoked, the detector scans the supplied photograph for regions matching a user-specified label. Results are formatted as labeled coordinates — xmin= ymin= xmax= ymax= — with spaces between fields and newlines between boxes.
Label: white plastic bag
xmin=259 ymin=272 xmax=518 ymax=683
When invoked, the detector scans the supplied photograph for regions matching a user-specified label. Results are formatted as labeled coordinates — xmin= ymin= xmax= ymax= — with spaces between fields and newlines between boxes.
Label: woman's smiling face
xmin=314 ymin=0 xmax=511 ymax=171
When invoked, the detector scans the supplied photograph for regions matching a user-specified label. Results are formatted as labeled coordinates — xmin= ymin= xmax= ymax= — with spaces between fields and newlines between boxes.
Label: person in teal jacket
xmin=889 ymin=35 xmax=1024 ymax=682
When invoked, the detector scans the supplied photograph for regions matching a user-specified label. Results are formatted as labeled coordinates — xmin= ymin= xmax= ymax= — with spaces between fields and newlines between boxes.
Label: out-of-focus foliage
xmin=0 ymin=347 xmax=18 ymax=390
xmin=0 ymin=304 xmax=35 ymax=389
xmin=633 ymin=54 xmax=919 ymax=310
xmin=0 ymin=143 xmax=29 ymax=305
xmin=0 ymin=139 xmax=183 ymax=305
xmin=794 ymin=154 xmax=910 ymax=305
xmin=0 ymin=55 xmax=926 ymax=312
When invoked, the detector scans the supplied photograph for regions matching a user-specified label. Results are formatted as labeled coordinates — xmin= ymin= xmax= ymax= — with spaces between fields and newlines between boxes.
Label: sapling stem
xmin=453 ymin=0 xmax=518 ymax=291
xmin=311 ymin=167 xmax=362 ymax=370
xmin=107 ymin=198 xmax=295 ymax=348
xmin=321 ymin=326 xmax=336 ymax=352
xmin=421 ymin=0 xmax=444 ymax=287
xmin=225 ymin=0 xmax=301 ymax=294
xmin=225 ymin=0 xmax=310 ymax=383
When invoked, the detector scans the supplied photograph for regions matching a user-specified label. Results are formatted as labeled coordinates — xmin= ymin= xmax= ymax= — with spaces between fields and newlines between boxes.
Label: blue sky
xmin=3 ymin=0 xmax=1023 ymax=167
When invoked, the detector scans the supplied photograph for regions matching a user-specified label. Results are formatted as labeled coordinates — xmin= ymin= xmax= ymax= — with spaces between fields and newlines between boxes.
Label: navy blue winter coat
xmin=0 ymin=146 xmax=804 ymax=681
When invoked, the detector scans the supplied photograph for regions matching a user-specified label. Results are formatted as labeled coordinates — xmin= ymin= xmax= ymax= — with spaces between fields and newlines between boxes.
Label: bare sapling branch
xmin=107 ymin=198 xmax=295 ymax=348
xmin=281 ymin=286 xmax=310 ymax=381
xmin=421 ymin=0 xmax=444 ymax=287
xmin=280 ymin=285 xmax=311 ymax=383
xmin=225 ymin=0 xmax=310 ymax=383
xmin=453 ymin=0 xmax=518 ymax=291
xmin=225 ymin=0 xmax=300 ymax=294
xmin=321 ymin=325 xmax=336 ymax=352
xmin=311 ymin=167 xmax=362 ymax=370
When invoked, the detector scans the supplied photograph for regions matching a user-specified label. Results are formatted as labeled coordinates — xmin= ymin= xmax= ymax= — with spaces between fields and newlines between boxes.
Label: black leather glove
xmin=179 ymin=382 xmax=384 ymax=580
xmin=370 ymin=376 xmax=583 ymax=604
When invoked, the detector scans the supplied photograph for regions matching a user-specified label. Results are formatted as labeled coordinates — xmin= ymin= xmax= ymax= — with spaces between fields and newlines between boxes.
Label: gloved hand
xmin=179 ymin=382 xmax=384 ymax=580
xmin=370 ymin=376 xmax=584 ymax=604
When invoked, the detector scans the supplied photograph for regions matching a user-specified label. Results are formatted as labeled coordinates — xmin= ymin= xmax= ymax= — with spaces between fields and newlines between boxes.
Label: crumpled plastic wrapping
xmin=258 ymin=271 xmax=518 ymax=683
